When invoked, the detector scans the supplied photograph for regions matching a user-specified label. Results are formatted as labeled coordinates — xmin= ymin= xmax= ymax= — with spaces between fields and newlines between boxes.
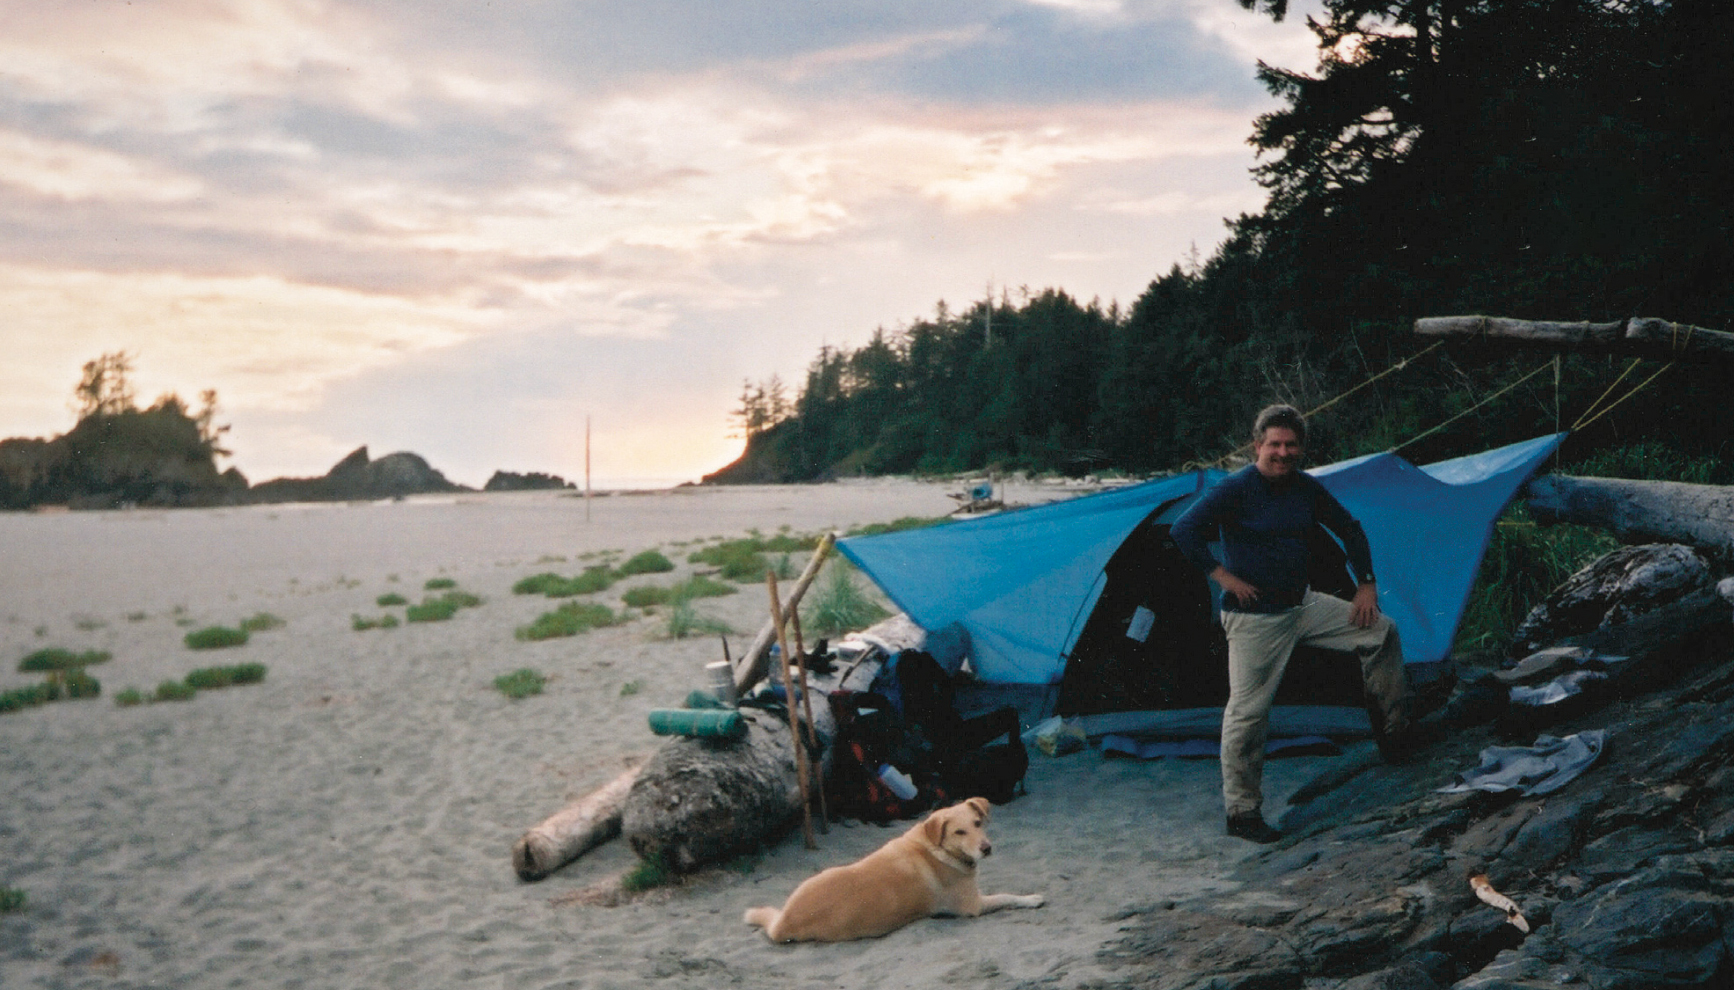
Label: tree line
xmin=714 ymin=0 xmax=1734 ymax=483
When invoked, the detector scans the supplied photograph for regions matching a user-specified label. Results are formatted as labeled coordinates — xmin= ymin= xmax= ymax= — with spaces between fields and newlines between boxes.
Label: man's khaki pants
xmin=1220 ymin=591 xmax=1410 ymax=817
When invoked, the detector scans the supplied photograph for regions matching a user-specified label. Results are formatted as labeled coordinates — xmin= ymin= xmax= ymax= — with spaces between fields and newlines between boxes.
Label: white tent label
xmin=1126 ymin=605 xmax=1155 ymax=642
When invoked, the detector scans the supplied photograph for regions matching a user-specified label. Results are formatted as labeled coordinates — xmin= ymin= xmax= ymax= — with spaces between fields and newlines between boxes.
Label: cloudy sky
xmin=0 ymin=0 xmax=1320 ymax=488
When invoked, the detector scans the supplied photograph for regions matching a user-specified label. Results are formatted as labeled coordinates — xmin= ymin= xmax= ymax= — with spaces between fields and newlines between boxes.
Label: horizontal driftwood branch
xmin=1526 ymin=474 xmax=1734 ymax=561
xmin=1415 ymin=316 xmax=1734 ymax=362
xmin=512 ymin=765 xmax=640 ymax=881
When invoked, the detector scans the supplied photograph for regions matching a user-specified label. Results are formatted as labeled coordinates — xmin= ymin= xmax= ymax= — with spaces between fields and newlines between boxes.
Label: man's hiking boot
xmin=1226 ymin=812 xmax=1281 ymax=844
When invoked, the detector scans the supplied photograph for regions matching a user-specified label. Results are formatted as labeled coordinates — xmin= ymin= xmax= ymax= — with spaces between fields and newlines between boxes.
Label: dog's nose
xmin=980 ymin=841 xmax=992 ymax=857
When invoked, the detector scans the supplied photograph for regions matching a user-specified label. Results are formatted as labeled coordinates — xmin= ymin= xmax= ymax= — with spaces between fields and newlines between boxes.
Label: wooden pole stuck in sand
xmin=733 ymin=533 xmax=835 ymax=696
xmin=512 ymin=764 xmax=641 ymax=881
xmin=766 ymin=572 xmax=818 ymax=850
xmin=786 ymin=607 xmax=828 ymax=833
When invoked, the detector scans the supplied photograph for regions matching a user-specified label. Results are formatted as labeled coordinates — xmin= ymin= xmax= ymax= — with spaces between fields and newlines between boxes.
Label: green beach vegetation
xmin=18 ymin=647 xmax=111 ymax=672
xmin=513 ymin=565 xmax=614 ymax=598
xmin=352 ymin=613 xmax=401 ymax=631
xmin=802 ymin=563 xmax=890 ymax=638
xmin=515 ymin=601 xmax=620 ymax=641
xmin=493 ymin=668 xmax=546 ymax=699
xmin=184 ymin=625 xmax=249 ymax=650
xmin=616 ymin=549 xmax=675 ymax=576
xmin=424 ymin=577 xmax=457 ymax=590
xmin=239 ymin=612 xmax=285 ymax=633
xmin=376 ymin=592 xmax=408 ymax=606
xmin=406 ymin=589 xmax=482 ymax=623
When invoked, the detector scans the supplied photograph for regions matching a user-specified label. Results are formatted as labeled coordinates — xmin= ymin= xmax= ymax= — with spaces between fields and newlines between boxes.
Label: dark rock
xmin=1551 ymin=864 xmax=1728 ymax=987
xmin=484 ymin=470 xmax=574 ymax=492
xmin=1492 ymin=788 xmax=1604 ymax=880
xmin=246 ymin=446 xmax=467 ymax=503
xmin=1573 ymin=825 xmax=1700 ymax=886
xmin=1100 ymin=909 xmax=1303 ymax=989
xmin=1335 ymin=951 xmax=1455 ymax=990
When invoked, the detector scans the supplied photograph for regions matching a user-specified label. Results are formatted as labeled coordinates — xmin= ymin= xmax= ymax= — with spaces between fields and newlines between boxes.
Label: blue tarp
xmin=837 ymin=434 xmax=1566 ymax=686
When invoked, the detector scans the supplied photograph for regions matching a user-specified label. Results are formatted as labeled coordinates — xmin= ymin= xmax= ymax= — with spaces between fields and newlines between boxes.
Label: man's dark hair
xmin=1253 ymin=404 xmax=1306 ymax=445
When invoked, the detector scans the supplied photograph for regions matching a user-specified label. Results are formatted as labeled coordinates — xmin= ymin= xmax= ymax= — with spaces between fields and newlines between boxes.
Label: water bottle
xmin=877 ymin=764 xmax=918 ymax=800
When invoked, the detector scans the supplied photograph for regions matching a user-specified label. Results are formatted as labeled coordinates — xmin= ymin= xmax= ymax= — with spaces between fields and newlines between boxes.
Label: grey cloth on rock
xmin=1438 ymin=730 xmax=1607 ymax=796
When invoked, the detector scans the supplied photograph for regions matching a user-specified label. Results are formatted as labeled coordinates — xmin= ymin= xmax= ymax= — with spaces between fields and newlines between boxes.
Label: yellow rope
xmin=1392 ymin=359 xmax=1555 ymax=454
xmin=1571 ymin=361 xmax=1676 ymax=432
xmin=1201 ymin=339 xmax=1447 ymax=468
xmin=1570 ymin=358 xmax=1643 ymax=430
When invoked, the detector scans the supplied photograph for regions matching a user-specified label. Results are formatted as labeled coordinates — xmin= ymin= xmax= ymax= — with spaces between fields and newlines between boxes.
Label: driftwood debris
xmin=1507 ymin=543 xmax=1723 ymax=660
xmin=767 ymin=572 xmax=818 ymax=848
xmin=512 ymin=764 xmax=641 ymax=881
xmin=733 ymin=533 xmax=835 ymax=697
xmin=1526 ymin=474 xmax=1734 ymax=561
xmin=1416 ymin=315 xmax=1734 ymax=362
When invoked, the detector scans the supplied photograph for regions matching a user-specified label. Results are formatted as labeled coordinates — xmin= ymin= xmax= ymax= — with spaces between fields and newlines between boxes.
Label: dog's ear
xmin=922 ymin=807 xmax=950 ymax=846
xmin=966 ymin=797 xmax=991 ymax=821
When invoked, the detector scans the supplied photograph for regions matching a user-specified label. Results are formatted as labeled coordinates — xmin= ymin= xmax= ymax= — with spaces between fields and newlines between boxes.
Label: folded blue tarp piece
xmin=1100 ymin=734 xmax=1341 ymax=760
xmin=1437 ymin=730 xmax=1608 ymax=796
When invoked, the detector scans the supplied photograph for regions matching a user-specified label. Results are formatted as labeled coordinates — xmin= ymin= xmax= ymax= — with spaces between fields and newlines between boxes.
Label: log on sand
xmin=1526 ymin=474 xmax=1734 ymax=561
xmin=512 ymin=764 xmax=641 ymax=881
xmin=622 ymin=707 xmax=828 ymax=872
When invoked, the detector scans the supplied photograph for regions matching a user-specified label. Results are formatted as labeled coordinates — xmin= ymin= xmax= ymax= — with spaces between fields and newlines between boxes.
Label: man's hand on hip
xmin=1351 ymin=582 xmax=1380 ymax=628
xmin=1212 ymin=567 xmax=1261 ymax=608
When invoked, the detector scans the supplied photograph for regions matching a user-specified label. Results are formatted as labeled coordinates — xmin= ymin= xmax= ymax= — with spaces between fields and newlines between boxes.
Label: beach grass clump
xmin=665 ymin=599 xmax=734 ymax=640
xmin=616 ymin=549 xmax=675 ymax=576
xmin=844 ymin=516 xmax=947 ymax=538
xmin=802 ymin=564 xmax=890 ymax=637
xmin=376 ymin=592 xmax=408 ymax=607
xmin=672 ymin=574 xmax=737 ymax=599
xmin=1454 ymin=504 xmax=1620 ymax=656
xmin=63 ymin=669 xmax=101 ymax=699
xmin=620 ymin=857 xmax=674 ymax=892
xmin=689 ymin=540 xmax=768 ymax=582
xmin=406 ymin=597 xmax=461 ymax=622
xmin=352 ymin=613 xmax=401 ymax=631
xmin=239 ymin=612 xmax=285 ymax=633
xmin=493 ymin=668 xmax=546 ymax=699
xmin=184 ymin=625 xmax=249 ymax=650
xmin=515 ymin=601 xmax=620 ymax=641
xmin=18 ymin=647 xmax=111 ymax=672
xmin=153 ymin=679 xmax=197 ymax=702
xmin=0 ymin=885 xmax=25 ymax=913
xmin=114 ymin=687 xmax=145 ymax=707
xmin=424 ymin=577 xmax=457 ymax=590
xmin=1 ymin=683 xmax=57 ymax=714
xmin=619 ymin=679 xmax=642 ymax=697
xmin=621 ymin=585 xmax=673 ymax=609
xmin=513 ymin=566 xmax=614 ymax=598
xmin=185 ymin=666 xmax=236 ymax=690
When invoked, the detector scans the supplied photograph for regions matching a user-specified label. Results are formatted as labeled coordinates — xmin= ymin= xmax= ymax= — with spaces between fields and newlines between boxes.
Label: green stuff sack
xmin=647 ymin=708 xmax=746 ymax=739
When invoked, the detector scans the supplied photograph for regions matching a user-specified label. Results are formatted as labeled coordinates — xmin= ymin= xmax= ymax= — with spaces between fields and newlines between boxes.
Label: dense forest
xmin=711 ymin=0 xmax=1734 ymax=483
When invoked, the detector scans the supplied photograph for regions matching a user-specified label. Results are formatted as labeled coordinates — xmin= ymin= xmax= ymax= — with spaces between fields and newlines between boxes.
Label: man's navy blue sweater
xmin=1169 ymin=465 xmax=1375 ymax=614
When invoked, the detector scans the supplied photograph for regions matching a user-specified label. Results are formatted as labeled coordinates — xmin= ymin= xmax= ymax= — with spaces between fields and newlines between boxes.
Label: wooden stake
xmin=766 ymin=572 xmax=817 ymax=850
xmin=787 ymin=607 xmax=828 ymax=833
xmin=734 ymin=533 xmax=835 ymax=696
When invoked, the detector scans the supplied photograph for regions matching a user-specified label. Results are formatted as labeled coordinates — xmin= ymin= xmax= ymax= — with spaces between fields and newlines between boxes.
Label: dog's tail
xmin=742 ymin=906 xmax=779 ymax=932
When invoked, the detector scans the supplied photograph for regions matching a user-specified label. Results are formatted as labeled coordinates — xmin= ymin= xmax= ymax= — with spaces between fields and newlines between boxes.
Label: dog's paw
xmin=1017 ymin=894 xmax=1045 ymax=909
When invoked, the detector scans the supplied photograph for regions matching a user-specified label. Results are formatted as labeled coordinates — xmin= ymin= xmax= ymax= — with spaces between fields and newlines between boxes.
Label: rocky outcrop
xmin=1097 ymin=618 xmax=1734 ymax=989
xmin=246 ymin=447 xmax=467 ymax=503
xmin=484 ymin=470 xmax=574 ymax=492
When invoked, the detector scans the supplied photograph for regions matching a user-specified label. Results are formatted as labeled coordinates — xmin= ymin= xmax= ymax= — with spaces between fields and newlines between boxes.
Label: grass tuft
xmin=1453 ymin=504 xmax=1620 ymax=656
xmin=621 ymin=585 xmax=672 ymax=609
xmin=620 ymin=858 xmax=675 ymax=892
xmin=64 ymin=670 xmax=101 ymax=699
xmin=18 ymin=647 xmax=111 ymax=672
xmin=153 ymin=679 xmax=197 ymax=702
xmin=1 ymin=683 xmax=57 ymax=714
xmin=665 ymin=599 xmax=733 ymax=640
xmin=352 ymin=613 xmax=401 ymax=631
xmin=377 ymin=592 xmax=408 ymax=607
xmin=494 ymin=668 xmax=547 ymax=699
xmin=515 ymin=601 xmax=620 ymax=641
xmin=0 ymin=886 xmax=25 ymax=913
xmin=801 ymin=563 xmax=890 ymax=637
xmin=114 ymin=687 xmax=145 ymax=707
xmin=184 ymin=625 xmax=249 ymax=650
xmin=513 ymin=566 xmax=615 ymax=597
xmin=616 ymin=549 xmax=675 ymax=576
xmin=239 ymin=612 xmax=285 ymax=633
xmin=424 ymin=577 xmax=457 ymax=590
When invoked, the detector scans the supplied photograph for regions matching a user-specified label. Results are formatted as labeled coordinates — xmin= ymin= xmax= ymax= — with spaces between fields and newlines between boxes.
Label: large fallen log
xmin=1526 ymin=474 xmax=1734 ymax=561
xmin=512 ymin=764 xmax=641 ymax=881
xmin=1415 ymin=315 xmax=1734 ymax=362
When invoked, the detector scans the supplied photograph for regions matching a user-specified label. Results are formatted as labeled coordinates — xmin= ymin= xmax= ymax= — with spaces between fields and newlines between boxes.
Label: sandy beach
xmin=1 ymin=482 xmax=1358 ymax=990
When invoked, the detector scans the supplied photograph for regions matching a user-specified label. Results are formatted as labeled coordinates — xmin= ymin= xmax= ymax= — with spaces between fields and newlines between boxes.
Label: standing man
xmin=1170 ymin=404 xmax=1411 ymax=843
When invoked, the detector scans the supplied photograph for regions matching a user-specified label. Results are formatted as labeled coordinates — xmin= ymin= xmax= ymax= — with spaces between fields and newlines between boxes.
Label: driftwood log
xmin=1415 ymin=315 xmax=1734 ymax=363
xmin=512 ymin=764 xmax=640 ymax=881
xmin=622 ymin=707 xmax=826 ymax=872
xmin=1507 ymin=543 xmax=1724 ymax=660
xmin=1526 ymin=474 xmax=1734 ymax=561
